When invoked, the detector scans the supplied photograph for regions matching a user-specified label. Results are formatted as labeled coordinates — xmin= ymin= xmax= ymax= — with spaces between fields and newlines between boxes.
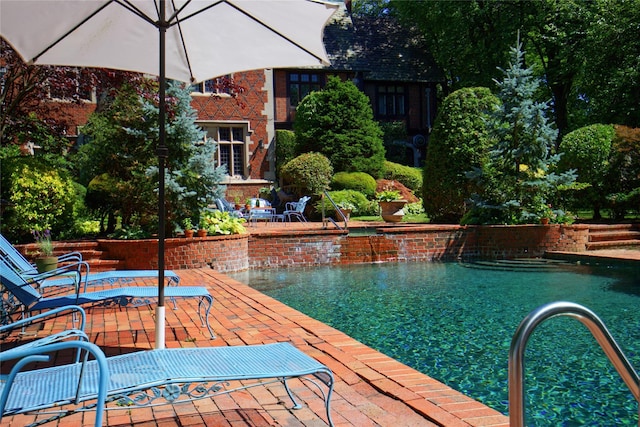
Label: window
xmin=202 ymin=124 xmax=247 ymax=177
xmin=48 ymin=69 xmax=93 ymax=101
xmin=288 ymin=72 xmax=322 ymax=106
xmin=377 ymin=84 xmax=406 ymax=118
xmin=190 ymin=75 xmax=232 ymax=95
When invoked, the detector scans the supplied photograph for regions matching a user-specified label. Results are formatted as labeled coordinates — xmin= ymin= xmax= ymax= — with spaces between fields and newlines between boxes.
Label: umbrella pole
xmin=155 ymin=0 xmax=168 ymax=350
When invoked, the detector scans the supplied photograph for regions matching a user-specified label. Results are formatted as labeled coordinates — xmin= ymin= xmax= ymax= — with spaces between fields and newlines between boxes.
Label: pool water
xmin=230 ymin=260 xmax=640 ymax=426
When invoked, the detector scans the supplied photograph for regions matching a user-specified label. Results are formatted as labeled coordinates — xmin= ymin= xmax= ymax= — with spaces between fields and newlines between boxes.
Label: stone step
xmin=585 ymin=239 xmax=640 ymax=251
xmin=588 ymin=230 xmax=640 ymax=242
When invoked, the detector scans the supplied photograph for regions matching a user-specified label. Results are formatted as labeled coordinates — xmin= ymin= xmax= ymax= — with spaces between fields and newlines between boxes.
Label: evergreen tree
xmin=294 ymin=76 xmax=385 ymax=178
xmin=77 ymin=81 xmax=225 ymax=235
xmin=465 ymin=40 xmax=575 ymax=224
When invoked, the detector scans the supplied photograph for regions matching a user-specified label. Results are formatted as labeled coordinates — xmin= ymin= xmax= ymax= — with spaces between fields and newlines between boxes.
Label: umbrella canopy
xmin=0 ymin=0 xmax=337 ymax=348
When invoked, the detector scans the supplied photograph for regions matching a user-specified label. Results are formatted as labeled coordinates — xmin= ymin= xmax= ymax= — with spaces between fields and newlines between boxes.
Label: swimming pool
xmin=230 ymin=260 xmax=640 ymax=426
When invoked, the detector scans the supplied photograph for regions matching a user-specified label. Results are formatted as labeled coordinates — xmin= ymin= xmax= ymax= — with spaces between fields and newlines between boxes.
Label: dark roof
xmin=322 ymin=5 xmax=443 ymax=83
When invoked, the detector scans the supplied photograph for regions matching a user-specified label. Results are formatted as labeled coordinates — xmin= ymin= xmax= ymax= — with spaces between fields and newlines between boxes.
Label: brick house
xmin=33 ymin=3 xmax=442 ymax=200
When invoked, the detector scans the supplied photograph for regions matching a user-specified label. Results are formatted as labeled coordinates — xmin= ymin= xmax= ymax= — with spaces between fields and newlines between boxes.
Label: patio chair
xmin=0 ymin=234 xmax=179 ymax=292
xmin=215 ymin=198 xmax=244 ymax=218
xmin=283 ymin=196 xmax=311 ymax=222
xmin=0 ymin=305 xmax=88 ymax=362
xmin=0 ymin=339 xmax=335 ymax=427
xmin=0 ymin=258 xmax=215 ymax=338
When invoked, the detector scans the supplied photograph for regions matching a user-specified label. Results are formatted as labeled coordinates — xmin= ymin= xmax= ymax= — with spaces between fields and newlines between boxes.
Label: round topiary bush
xmin=558 ymin=123 xmax=615 ymax=218
xmin=331 ymin=172 xmax=377 ymax=197
xmin=314 ymin=189 xmax=376 ymax=216
xmin=280 ymin=152 xmax=333 ymax=196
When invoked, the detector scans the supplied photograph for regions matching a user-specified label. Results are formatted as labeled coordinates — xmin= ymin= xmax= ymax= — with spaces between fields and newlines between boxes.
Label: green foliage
xmin=558 ymin=124 xmax=615 ymax=216
xmin=383 ymin=161 xmax=422 ymax=194
xmin=466 ymin=41 xmax=575 ymax=224
xmin=605 ymin=126 xmax=640 ymax=219
xmin=331 ymin=171 xmax=377 ymax=197
xmin=2 ymin=157 xmax=78 ymax=241
xmin=294 ymin=76 xmax=386 ymax=177
xmin=376 ymin=190 xmax=401 ymax=202
xmin=275 ymin=129 xmax=297 ymax=180
xmin=379 ymin=121 xmax=409 ymax=164
xmin=280 ymin=152 xmax=333 ymax=196
xmin=200 ymin=210 xmax=246 ymax=235
xmin=75 ymin=81 xmax=225 ymax=236
xmin=315 ymin=190 xmax=376 ymax=216
xmin=423 ymin=87 xmax=499 ymax=223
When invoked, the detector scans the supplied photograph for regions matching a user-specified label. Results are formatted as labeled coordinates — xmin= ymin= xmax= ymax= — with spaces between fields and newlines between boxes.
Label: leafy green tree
xmin=558 ymin=124 xmax=615 ymax=219
xmin=391 ymin=0 xmax=640 ymax=136
xmin=423 ymin=87 xmax=499 ymax=223
xmin=465 ymin=40 xmax=575 ymax=225
xmin=294 ymin=76 xmax=385 ymax=178
xmin=577 ymin=0 xmax=640 ymax=128
xmin=605 ymin=126 xmax=640 ymax=219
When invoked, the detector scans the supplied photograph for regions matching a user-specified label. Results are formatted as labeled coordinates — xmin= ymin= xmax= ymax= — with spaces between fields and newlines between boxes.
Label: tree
xmin=390 ymin=0 xmax=640 ymax=136
xmin=76 ymin=81 xmax=226 ymax=235
xmin=558 ymin=124 xmax=615 ymax=219
xmin=423 ymin=87 xmax=499 ymax=223
xmin=294 ymin=76 xmax=386 ymax=178
xmin=465 ymin=40 xmax=575 ymax=225
xmin=0 ymin=39 xmax=141 ymax=147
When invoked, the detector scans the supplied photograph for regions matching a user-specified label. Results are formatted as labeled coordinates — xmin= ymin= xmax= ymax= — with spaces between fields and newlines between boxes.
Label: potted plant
xmin=376 ymin=190 xmax=407 ymax=222
xmin=182 ymin=218 xmax=195 ymax=238
xmin=233 ymin=196 xmax=243 ymax=211
xmin=197 ymin=216 xmax=208 ymax=237
xmin=32 ymin=229 xmax=58 ymax=273
xmin=336 ymin=201 xmax=356 ymax=220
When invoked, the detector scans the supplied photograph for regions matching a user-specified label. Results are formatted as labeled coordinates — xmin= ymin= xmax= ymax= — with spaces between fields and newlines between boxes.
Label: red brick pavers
xmin=2 ymin=268 xmax=508 ymax=427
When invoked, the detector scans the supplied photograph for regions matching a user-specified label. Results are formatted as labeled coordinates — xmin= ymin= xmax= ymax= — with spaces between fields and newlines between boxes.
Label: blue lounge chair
xmin=284 ymin=196 xmax=311 ymax=222
xmin=0 ymin=258 xmax=215 ymax=338
xmin=0 ymin=233 xmax=179 ymax=291
xmin=0 ymin=339 xmax=335 ymax=427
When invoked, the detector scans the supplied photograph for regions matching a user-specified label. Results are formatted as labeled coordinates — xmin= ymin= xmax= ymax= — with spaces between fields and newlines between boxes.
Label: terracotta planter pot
xmin=184 ymin=229 xmax=195 ymax=238
xmin=338 ymin=208 xmax=352 ymax=220
xmin=197 ymin=229 xmax=208 ymax=237
xmin=379 ymin=200 xmax=407 ymax=223
xmin=540 ymin=217 xmax=550 ymax=225
xmin=35 ymin=256 xmax=58 ymax=273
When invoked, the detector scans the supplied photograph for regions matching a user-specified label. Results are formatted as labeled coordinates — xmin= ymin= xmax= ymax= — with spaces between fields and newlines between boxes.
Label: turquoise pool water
xmin=230 ymin=260 xmax=640 ymax=426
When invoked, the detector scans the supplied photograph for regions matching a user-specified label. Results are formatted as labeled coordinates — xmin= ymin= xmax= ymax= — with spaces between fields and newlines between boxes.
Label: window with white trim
xmin=190 ymin=75 xmax=232 ymax=95
xmin=202 ymin=123 xmax=248 ymax=178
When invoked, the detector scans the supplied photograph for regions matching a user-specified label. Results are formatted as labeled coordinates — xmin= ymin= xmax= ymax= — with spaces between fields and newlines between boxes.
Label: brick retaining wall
xmin=18 ymin=224 xmax=591 ymax=272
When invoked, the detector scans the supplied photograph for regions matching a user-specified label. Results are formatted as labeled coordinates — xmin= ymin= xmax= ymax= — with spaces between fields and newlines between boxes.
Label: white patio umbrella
xmin=0 ymin=0 xmax=337 ymax=348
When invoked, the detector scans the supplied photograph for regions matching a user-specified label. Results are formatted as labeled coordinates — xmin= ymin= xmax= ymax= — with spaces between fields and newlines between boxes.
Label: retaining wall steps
xmin=586 ymin=224 xmax=640 ymax=250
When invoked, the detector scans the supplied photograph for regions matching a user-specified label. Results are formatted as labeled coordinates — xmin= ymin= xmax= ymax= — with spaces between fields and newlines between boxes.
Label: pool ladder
xmin=509 ymin=301 xmax=640 ymax=426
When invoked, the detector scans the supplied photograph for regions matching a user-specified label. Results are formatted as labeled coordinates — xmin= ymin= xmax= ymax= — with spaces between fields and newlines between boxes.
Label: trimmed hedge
xmin=331 ymin=171 xmax=377 ymax=197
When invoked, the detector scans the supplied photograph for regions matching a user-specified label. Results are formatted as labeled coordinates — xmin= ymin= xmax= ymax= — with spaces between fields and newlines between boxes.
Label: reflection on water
xmin=230 ymin=261 xmax=640 ymax=426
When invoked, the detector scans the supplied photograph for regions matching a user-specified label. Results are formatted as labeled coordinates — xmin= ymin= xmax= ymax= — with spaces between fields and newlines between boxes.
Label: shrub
xmin=315 ymin=190 xmax=377 ymax=216
xmin=423 ymin=87 xmax=499 ymax=223
xmin=2 ymin=157 xmax=78 ymax=241
xmin=383 ymin=161 xmax=422 ymax=194
xmin=558 ymin=124 xmax=615 ymax=218
xmin=280 ymin=152 xmax=333 ymax=196
xmin=605 ymin=125 xmax=640 ymax=219
xmin=331 ymin=171 xmax=377 ymax=197
xmin=275 ymin=129 xmax=297 ymax=180
xmin=294 ymin=76 xmax=386 ymax=177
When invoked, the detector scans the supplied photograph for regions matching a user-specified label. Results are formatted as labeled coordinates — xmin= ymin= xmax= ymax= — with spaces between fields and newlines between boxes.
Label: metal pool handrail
xmin=508 ymin=301 xmax=640 ymax=426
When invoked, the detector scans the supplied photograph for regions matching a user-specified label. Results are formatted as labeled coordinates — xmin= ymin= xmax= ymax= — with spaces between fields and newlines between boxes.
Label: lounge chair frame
xmin=0 ymin=340 xmax=335 ymax=427
xmin=0 ymin=259 xmax=215 ymax=339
